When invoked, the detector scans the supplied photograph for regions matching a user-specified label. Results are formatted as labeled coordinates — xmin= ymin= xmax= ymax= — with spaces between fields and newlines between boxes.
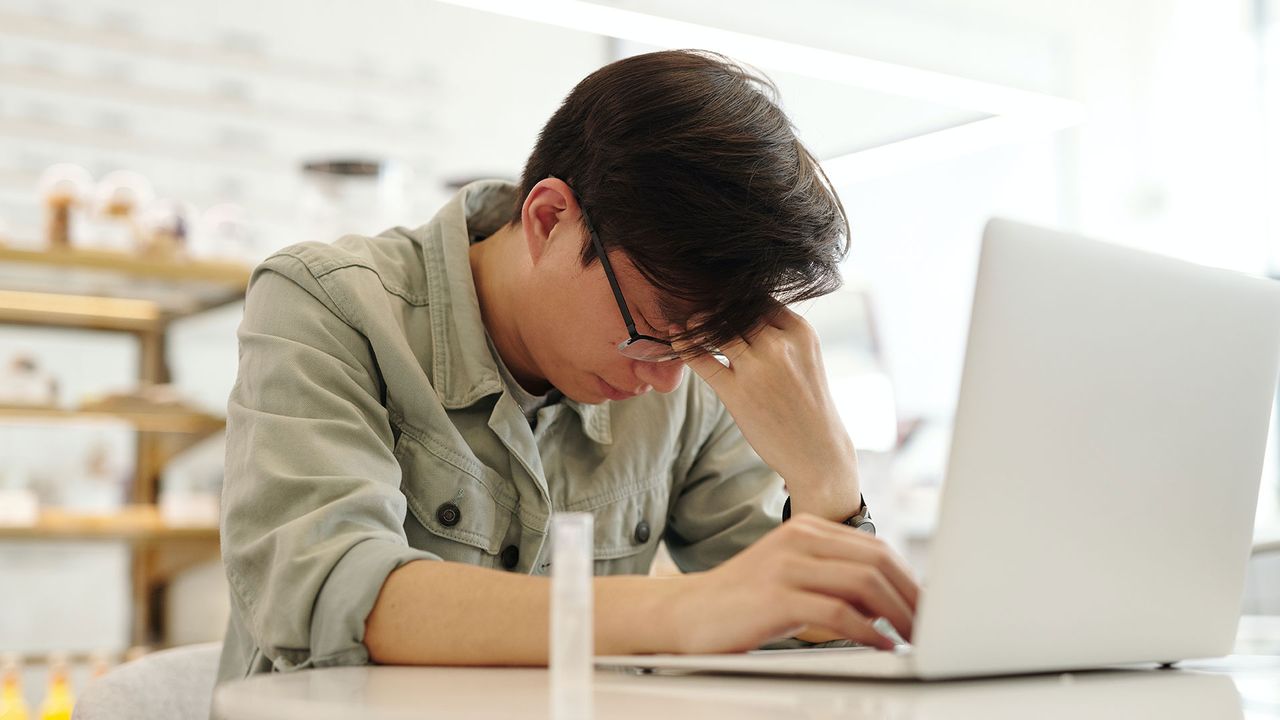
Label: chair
xmin=73 ymin=642 xmax=221 ymax=720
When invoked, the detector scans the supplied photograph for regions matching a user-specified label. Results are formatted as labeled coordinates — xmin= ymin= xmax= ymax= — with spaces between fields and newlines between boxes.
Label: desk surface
xmin=213 ymin=616 xmax=1280 ymax=720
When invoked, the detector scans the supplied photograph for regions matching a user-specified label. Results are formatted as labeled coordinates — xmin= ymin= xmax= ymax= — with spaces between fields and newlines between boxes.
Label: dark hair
xmin=514 ymin=49 xmax=849 ymax=351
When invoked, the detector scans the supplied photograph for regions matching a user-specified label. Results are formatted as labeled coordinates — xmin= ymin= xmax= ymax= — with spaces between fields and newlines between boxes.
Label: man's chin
xmin=554 ymin=375 xmax=639 ymax=404
xmin=545 ymin=376 xmax=604 ymax=405
xmin=557 ymin=388 xmax=604 ymax=405
xmin=595 ymin=374 xmax=645 ymax=402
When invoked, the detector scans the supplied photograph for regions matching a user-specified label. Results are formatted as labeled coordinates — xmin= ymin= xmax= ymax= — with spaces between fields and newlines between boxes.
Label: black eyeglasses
xmin=554 ymin=178 xmax=680 ymax=362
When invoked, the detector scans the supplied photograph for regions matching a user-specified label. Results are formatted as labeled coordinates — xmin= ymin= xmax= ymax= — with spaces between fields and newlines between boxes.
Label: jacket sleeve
xmin=221 ymin=253 xmax=440 ymax=674
xmin=662 ymin=380 xmax=786 ymax=572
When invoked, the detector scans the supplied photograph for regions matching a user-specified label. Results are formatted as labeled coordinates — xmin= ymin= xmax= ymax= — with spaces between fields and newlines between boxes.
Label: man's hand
xmin=668 ymin=514 xmax=919 ymax=653
xmin=364 ymin=517 xmax=919 ymax=665
xmin=673 ymin=307 xmax=861 ymax=519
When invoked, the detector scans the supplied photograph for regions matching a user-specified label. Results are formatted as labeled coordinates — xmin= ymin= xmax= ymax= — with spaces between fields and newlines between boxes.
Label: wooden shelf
xmin=0 ymin=245 xmax=251 ymax=324
xmin=0 ymin=243 xmax=240 ymax=647
xmin=0 ymin=505 xmax=218 ymax=542
xmin=0 ymin=404 xmax=226 ymax=434
xmin=0 ymin=289 xmax=162 ymax=332
xmin=0 ymin=245 xmax=252 ymax=286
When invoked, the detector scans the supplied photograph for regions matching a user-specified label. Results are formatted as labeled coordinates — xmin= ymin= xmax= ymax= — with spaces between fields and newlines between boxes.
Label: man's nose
xmin=634 ymin=357 xmax=686 ymax=394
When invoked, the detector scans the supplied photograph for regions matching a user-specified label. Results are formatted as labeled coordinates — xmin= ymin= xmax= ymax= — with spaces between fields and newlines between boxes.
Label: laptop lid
xmin=911 ymin=218 xmax=1280 ymax=678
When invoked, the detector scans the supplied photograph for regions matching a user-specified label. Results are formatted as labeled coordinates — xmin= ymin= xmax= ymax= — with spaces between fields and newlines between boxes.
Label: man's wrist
xmin=782 ymin=493 xmax=874 ymax=535
xmin=595 ymin=574 xmax=687 ymax=655
xmin=782 ymin=492 xmax=867 ymax=522
xmin=781 ymin=442 xmax=860 ymax=520
xmin=783 ymin=472 xmax=862 ymax=523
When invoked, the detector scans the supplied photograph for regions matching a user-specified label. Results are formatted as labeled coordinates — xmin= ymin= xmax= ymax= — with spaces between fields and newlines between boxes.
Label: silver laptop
xmin=597 ymin=217 xmax=1280 ymax=680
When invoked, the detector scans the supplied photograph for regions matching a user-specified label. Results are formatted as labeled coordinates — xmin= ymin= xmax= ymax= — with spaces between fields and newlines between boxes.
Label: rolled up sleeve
xmin=221 ymin=254 xmax=440 ymax=674
xmin=663 ymin=382 xmax=786 ymax=572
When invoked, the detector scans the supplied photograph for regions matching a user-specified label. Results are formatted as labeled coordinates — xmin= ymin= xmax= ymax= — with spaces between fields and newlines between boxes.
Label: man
xmin=217 ymin=49 xmax=918 ymax=682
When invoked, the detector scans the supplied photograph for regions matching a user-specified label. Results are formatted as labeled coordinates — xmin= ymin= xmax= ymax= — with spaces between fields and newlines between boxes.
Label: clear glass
xmin=550 ymin=512 xmax=594 ymax=720
xmin=297 ymin=159 xmax=408 ymax=247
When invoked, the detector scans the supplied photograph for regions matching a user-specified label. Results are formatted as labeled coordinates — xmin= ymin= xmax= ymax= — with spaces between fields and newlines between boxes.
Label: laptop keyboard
xmin=752 ymin=638 xmax=913 ymax=655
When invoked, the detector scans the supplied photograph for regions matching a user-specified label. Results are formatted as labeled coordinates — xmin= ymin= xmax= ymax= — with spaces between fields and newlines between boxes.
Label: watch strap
xmin=781 ymin=494 xmax=874 ymax=536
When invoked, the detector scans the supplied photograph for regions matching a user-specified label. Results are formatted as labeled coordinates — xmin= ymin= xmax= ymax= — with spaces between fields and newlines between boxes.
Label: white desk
xmin=213 ymin=616 xmax=1280 ymax=720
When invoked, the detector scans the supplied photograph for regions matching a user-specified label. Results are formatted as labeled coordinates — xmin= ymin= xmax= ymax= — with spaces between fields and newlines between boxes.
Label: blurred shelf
xmin=0 ymin=244 xmax=251 ymax=285
xmin=0 ymin=403 xmax=225 ymax=434
xmin=0 ymin=288 xmax=161 ymax=331
xmin=0 ymin=168 xmax=242 ymax=652
xmin=0 ymin=245 xmax=251 ymax=323
xmin=0 ymin=504 xmax=218 ymax=542
xmin=0 ymin=169 xmax=298 ymax=233
xmin=0 ymin=504 xmax=222 ymax=650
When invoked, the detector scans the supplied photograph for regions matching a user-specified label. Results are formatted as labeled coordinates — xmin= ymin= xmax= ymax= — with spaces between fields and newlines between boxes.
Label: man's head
xmin=507 ymin=49 xmax=849 ymax=403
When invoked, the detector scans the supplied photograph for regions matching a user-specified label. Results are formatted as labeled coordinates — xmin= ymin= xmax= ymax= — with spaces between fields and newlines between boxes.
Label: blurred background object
xmin=87 ymin=170 xmax=153 ymax=253
xmin=2 ymin=0 xmax=1279 ymax=712
xmin=35 ymin=162 xmax=92 ymax=249
xmin=297 ymin=158 xmax=410 ymax=245
xmin=0 ymin=352 xmax=57 ymax=406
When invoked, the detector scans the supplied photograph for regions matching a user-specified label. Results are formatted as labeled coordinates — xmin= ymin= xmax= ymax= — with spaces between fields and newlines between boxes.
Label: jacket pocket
xmin=394 ymin=426 xmax=515 ymax=560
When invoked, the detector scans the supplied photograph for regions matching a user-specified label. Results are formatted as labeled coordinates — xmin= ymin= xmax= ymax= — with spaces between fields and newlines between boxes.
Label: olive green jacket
xmin=216 ymin=180 xmax=784 ymax=683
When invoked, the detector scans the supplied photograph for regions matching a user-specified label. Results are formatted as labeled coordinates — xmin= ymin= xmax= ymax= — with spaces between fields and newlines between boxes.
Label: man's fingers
xmin=718 ymin=341 xmax=752 ymax=370
xmin=786 ymin=516 xmax=921 ymax=612
xmin=782 ymin=591 xmax=895 ymax=650
xmin=670 ymin=323 xmax=755 ymax=381
xmin=786 ymin=557 xmax=914 ymax=642
xmin=670 ymin=325 xmax=731 ymax=384
xmin=765 ymin=305 xmax=802 ymax=331
xmin=682 ymin=351 xmax=730 ymax=384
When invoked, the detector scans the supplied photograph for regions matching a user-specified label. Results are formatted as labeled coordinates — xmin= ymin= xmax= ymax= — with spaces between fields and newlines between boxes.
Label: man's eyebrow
xmin=634 ymin=306 xmax=665 ymax=334
xmin=636 ymin=296 xmax=681 ymax=334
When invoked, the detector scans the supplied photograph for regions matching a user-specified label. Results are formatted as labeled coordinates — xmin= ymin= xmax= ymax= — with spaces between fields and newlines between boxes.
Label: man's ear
xmin=520 ymin=177 xmax=579 ymax=266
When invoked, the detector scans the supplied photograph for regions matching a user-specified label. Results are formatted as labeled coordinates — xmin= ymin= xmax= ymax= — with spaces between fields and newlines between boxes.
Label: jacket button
xmin=501 ymin=545 xmax=520 ymax=570
xmin=633 ymin=519 xmax=651 ymax=545
xmin=436 ymin=502 xmax=461 ymax=527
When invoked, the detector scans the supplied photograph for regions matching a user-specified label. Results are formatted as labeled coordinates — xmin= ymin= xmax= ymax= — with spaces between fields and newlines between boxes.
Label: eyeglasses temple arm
xmin=584 ymin=215 xmax=641 ymax=337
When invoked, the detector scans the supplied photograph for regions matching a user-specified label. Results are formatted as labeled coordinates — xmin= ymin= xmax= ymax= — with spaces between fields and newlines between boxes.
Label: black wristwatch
xmin=782 ymin=494 xmax=875 ymax=536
